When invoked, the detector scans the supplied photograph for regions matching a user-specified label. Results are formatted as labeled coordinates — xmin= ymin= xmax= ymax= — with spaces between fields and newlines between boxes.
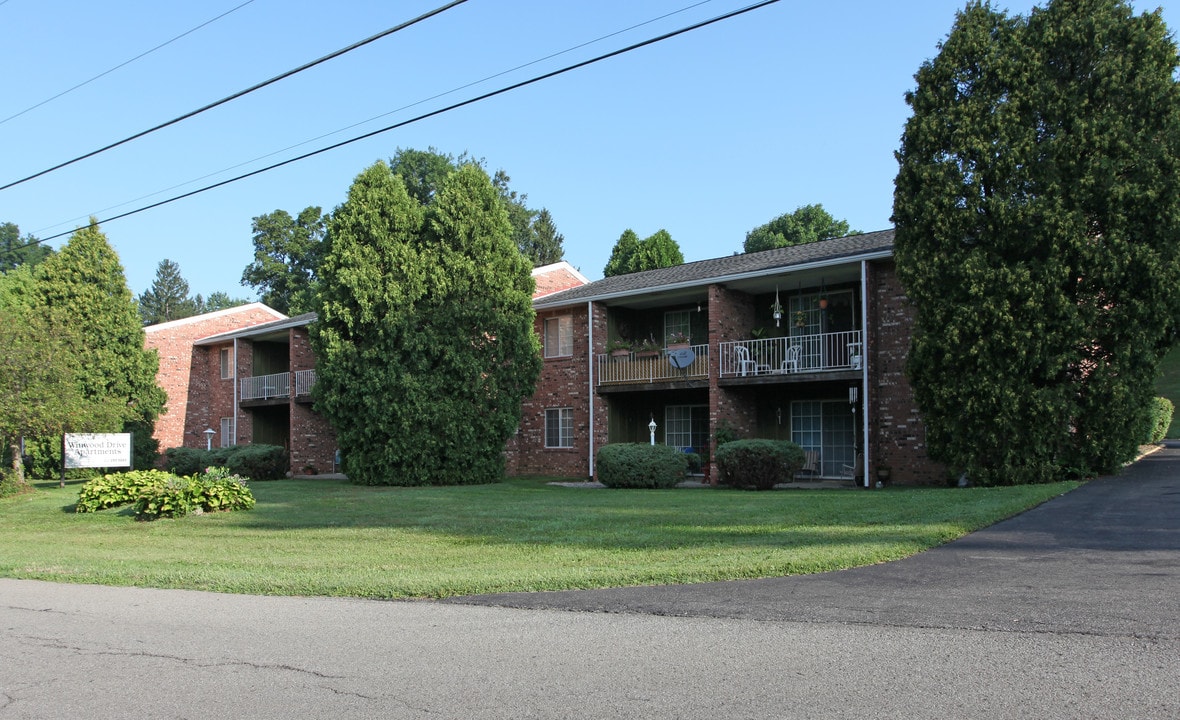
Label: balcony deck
xmin=240 ymin=370 xmax=316 ymax=404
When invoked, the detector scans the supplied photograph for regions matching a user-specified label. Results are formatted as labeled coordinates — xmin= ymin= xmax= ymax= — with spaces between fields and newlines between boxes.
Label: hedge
xmin=596 ymin=443 xmax=688 ymax=488
xmin=715 ymin=439 xmax=806 ymax=490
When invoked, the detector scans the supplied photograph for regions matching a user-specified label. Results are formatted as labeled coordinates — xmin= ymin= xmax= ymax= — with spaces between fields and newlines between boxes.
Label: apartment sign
xmin=63 ymin=433 xmax=132 ymax=469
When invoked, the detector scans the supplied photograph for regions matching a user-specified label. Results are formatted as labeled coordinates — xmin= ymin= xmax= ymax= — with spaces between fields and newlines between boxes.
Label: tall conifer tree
xmin=893 ymin=0 xmax=1180 ymax=484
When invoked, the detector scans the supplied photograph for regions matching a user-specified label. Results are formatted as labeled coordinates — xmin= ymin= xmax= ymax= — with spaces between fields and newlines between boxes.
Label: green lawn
xmin=0 ymin=476 xmax=1076 ymax=599
xmin=1156 ymin=343 xmax=1180 ymax=438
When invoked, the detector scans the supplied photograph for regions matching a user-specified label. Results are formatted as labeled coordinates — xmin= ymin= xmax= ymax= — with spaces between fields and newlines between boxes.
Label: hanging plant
xmin=771 ymin=286 xmax=784 ymax=327
xmin=794 ymin=310 xmax=807 ymax=328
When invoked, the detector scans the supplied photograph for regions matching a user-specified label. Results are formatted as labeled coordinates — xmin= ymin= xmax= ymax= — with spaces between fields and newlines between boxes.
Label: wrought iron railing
xmin=294 ymin=369 xmax=316 ymax=397
xmin=240 ymin=372 xmax=290 ymax=401
xmin=718 ymin=331 xmax=863 ymax=378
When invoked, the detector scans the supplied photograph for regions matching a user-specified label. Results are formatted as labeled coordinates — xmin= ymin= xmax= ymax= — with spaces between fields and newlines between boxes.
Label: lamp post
xmin=204 ymin=428 xmax=216 ymax=451
xmin=648 ymin=416 xmax=657 ymax=446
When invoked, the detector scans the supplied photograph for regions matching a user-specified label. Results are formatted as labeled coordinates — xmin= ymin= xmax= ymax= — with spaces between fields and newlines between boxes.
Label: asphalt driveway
xmin=447 ymin=444 xmax=1180 ymax=641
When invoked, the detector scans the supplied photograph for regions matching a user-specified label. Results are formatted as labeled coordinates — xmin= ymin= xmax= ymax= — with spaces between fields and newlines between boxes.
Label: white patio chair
xmin=734 ymin=345 xmax=769 ymax=376
xmin=780 ymin=344 xmax=800 ymax=373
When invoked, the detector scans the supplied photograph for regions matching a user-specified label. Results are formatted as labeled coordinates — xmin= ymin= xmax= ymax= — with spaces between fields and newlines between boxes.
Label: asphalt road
xmin=2 ymin=447 xmax=1177 ymax=719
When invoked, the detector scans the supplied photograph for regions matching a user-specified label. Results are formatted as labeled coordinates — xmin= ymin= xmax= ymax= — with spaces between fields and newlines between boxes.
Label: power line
xmin=32 ymin=0 xmax=718 ymax=237
xmin=25 ymin=0 xmax=780 ymax=247
xmin=0 ymin=0 xmax=468 ymax=192
xmin=0 ymin=0 xmax=257 ymax=127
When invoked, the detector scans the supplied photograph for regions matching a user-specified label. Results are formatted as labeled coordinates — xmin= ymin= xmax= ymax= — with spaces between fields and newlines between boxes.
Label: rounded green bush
xmin=596 ymin=443 xmax=688 ymax=488
xmin=715 ymin=439 xmax=806 ymax=490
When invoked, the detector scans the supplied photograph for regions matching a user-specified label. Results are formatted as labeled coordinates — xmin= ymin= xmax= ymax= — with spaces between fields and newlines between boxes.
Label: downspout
xmin=587 ymin=300 xmax=595 ymax=479
xmin=233 ymin=337 xmax=240 ymax=448
xmin=861 ymin=260 xmax=870 ymax=488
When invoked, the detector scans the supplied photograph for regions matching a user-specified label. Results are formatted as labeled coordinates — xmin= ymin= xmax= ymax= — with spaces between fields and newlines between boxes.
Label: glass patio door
xmin=791 ymin=400 xmax=856 ymax=477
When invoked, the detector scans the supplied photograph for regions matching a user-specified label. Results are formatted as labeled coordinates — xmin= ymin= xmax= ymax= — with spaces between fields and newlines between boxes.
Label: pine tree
xmin=35 ymin=220 xmax=166 ymax=468
xmin=138 ymin=259 xmax=199 ymax=325
xmin=893 ymin=0 xmax=1180 ymax=484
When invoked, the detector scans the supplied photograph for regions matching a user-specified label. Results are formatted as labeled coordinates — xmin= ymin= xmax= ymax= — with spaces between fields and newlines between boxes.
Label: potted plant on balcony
xmin=666 ymin=331 xmax=691 ymax=350
xmin=606 ymin=338 xmax=632 ymax=359
xmin=635 ymin=337 xmax=661 ymax=358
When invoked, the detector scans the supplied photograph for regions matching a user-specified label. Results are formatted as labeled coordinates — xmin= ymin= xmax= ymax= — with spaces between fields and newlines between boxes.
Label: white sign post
xmin=62 ymin=433 xmax=133 ymax=487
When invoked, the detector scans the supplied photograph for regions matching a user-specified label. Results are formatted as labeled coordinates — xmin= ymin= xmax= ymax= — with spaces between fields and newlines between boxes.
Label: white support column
xmin=860 ymin=260 xmax=870 ymax=488
xmin=587 ymin=301 xmax=595 ymax=479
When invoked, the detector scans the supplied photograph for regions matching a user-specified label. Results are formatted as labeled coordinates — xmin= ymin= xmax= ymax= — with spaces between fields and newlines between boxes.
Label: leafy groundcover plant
xmin=76 ymin=467 xmax=255 ymax=520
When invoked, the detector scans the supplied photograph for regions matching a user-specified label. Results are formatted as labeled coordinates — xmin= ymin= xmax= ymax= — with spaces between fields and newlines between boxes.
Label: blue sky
xmin=2 ymin=0 xmax=1177 ymax=301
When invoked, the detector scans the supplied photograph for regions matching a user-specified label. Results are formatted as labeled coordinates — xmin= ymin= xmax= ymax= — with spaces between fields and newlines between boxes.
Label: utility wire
xmin=0 ymin=0 xmax=468 ymax=192
xmin=25 ymin=0 xmax=779 ymax=247
xmin=32 ymin=0 xmax=718 ymax=236
xmin=0 ymin=0 xmax=257 ymax=126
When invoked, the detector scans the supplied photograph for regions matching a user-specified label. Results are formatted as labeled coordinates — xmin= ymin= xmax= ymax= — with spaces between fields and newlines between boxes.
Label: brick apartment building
xmin=146 ymin=236 xmax=941 ymax=485
xmin=508 ymin=229 xmax=942 ymax=486
xmin=144 ymin=262 xmax=589 ymax=475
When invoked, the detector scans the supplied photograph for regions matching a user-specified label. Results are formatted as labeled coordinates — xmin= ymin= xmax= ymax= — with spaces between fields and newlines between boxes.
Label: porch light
xmin=648 ymin=416 xmax=657 ymax=446
xmin=204 ymin=427 xmax=216 ymax=451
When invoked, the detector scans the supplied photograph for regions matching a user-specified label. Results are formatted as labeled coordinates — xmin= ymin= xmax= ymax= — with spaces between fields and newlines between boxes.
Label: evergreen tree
xmin=35 ymin=220 xmax=167 ymax=469
xmin=603 ymin=228 xmax=684 ymax=276
xmin=743 ymin=204 xmax=855 ymax=253
xmin=523 ymin=208 xmax=565 ymax=267
xmin=138 ymin=259 xmax=199 ymax=325
xmin=312 ymin=162 xmax=540 ymax=485
xmin=0 ymin=222 xmax=53 ymax=271
xmin=893 ymin=0 xmax=1180 ymax=484
xmin=603 ymin=229 xmax=641 ymax=277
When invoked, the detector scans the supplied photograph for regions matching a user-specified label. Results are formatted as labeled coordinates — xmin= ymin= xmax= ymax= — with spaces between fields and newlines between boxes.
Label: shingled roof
xmin=534 ymin=228 xmax=895 ymax=308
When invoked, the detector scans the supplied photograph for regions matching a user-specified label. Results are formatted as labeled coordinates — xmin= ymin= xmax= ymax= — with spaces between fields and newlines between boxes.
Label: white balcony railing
xmin=597 ymin=344 xmax=710 ymax=386
xmin=718 ymin=331 xmax=863 ymax=378
xmin=294 ymin=369 xmax=316 ymax=397
xmin=240 ymin=372 xmax=290 ymax=401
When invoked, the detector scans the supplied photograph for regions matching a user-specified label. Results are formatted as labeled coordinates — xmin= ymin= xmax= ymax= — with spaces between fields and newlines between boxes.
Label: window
xmin=664 ymin=310 xmax=692 ymax=346
xmin=545 ymin=408 xmax=574 ymax=448
xmin=219 ymin=417 xmax=236 ymax=448
xmin=220 ymin=347 xmax=233 ymax=379
xmin=665 ymin=405 xmax=709 ymax=452
xmin=544 ymin=316 xmax=573 ymax=358
xmin=791 ymin=400 xmax=855 ymax=477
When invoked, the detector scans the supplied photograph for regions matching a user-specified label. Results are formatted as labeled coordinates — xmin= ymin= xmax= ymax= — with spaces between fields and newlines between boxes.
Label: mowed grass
xmin=0 ymin=476 xmax=1076 ymax=599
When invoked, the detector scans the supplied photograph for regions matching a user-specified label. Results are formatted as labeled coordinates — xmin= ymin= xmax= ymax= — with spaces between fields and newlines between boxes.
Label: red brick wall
xmin=288 ymin=327 xmax=337 ymax=474
xmin=510 ymin=304 xmax=594 ymax=477
xmin=706 ymin=284 xmax=758 ymax=480
xmin=867 ymin=260 xmax=944 ymax=484
xmin=144 ymin=304 xmax=284 ymax=451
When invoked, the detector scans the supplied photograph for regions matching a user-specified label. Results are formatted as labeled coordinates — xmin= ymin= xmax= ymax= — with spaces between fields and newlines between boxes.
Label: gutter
xmin=533 ymin=250 xmax=894 ymax=310
xmin=587 ymin=300 xmax=595 ymax=479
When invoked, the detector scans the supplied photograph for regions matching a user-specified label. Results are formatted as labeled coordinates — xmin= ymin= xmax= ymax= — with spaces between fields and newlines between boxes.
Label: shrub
xmin=134 ymin=467 xmax=256 ymax=520
xmin=134 ymin=475 xmax=197 ymax=520
xmin=76 ymin=470 xmax=176 ymax=512
xmin=1145 ymin=396 xmax=1174 ymax=443
xmin=715 ymin=439 xmax=806 ymax=490
xmin=163 ymin=444 xmax=288 ymax=481
xmin=164 ymin=446 xmax=214 ymax=477
xmin=713 ymin=419 xmax=741 ymax=447
xmin=225 ymin=444 xmax=288 ymax=481
xmin=0 ymin=467 xmax=32 ymax=499
xmin=596 ymin=443 xmax=688 ymax=488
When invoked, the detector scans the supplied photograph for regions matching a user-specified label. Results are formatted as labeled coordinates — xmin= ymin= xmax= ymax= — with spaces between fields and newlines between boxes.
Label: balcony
xmin=718 ymin=331 xmax=863 ymax=379
xmin=240 ymin=370 xmax=317 ymax=402
xmin=597 ymin=344 xmax=710 ymax=387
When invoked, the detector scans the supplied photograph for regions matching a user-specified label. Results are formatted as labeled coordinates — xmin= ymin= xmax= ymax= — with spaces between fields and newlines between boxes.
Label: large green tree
xmin=312 ymin=161 xmax=541 ymax=486
xmin=602 ymin=228 xmax=684 ymax=277
xmin=35 ymin=221 xmax=167 ymax=470
xmin=893 ymin=0 xmax=1180 ymax=485
xmin=241 ymin=206 xmax=326 ymax=315
xmin=390 ymin=148 xmax=564 ymax=267
xmin=1 ymin=222 xmax=53 ymax=271
xmin=0 ymin=298 xmax=94 ymax=487
xmin=743 ymin=204 xmax=856 ymax=253
xmin=138 ymin=259 xmax=199 ymax=325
